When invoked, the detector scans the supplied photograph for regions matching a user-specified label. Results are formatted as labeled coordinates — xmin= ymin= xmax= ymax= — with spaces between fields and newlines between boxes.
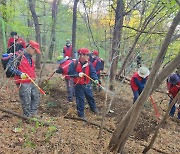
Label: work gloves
xmin=55 ymin=68 xmax=63 ymax=74
xmin=175 ymin=103 xmax=180 ymax=109
xmin=94 ymin=80 xmax=99 ymax=85
xmin=79 ymin=72 xmax=84 ymax=77
xmin=21 ymin=73 xmax=27 ymax=79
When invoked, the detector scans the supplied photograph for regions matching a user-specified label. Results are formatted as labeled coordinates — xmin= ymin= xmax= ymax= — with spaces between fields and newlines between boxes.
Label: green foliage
xmin=46 ymin=101 xmax=57 ymax=108
xmin=23 ymin=134 xmax=36 ymax=148
xmin=45 ymin=125 xmax=57 ymax=141
xmin=0 ymin=0 xmax=179 ymax=66
xmin=0 ymin=0 xmax=30 ymax=37
xmin=161 ymin=0 xmax=180 ymax=11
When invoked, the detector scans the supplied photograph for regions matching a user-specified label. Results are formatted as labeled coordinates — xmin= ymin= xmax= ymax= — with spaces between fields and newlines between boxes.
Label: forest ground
xmin=0 ymin=63 xmax=179 ymax=154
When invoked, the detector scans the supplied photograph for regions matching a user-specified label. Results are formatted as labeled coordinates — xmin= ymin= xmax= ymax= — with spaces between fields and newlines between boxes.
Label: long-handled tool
xmin=83 ymin=73 xmax=113 ymax=95
xmin=149 ymin=95 xmax=160 ymax=120
xmin=44 ymin=71 xmax=56 ymax=83
xmin=26 ymin=74 xmax=46 ymax=95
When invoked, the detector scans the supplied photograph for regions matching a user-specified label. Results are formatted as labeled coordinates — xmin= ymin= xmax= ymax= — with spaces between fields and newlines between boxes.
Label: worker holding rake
xmin=167 ymin=73 xmax=180 ymax=120
xmin=130 ymin=66 xmax=150 ymax=103
xmin=7 ymin=40 xmax=41 ymax=118
xmin=67 ymin=48 xmax=99 ymax=120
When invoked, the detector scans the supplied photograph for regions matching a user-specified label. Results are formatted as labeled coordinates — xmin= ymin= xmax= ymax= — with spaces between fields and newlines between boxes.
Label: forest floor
xmin=0 ymin=63 xmax=179 ymax=154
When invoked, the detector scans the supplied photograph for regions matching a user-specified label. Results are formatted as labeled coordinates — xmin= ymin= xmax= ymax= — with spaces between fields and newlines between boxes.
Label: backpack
xmin=58 ymin=58 xmax=78 ymax=75
xmin=1 ymin=51 xmax=23 ymax=78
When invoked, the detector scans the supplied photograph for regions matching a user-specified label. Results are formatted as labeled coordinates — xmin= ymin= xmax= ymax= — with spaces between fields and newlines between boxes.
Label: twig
xmin=64 ymin=116 xmax=113 ymax=133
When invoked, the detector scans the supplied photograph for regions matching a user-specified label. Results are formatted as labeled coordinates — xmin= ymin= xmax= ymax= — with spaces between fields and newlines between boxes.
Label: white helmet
xmin=138 ymin=66 xmax=150 ymax=78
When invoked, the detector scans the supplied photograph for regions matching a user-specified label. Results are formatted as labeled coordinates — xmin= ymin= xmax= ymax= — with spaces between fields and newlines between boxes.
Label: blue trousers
xmin=75 ymin=84 xmax=97 ymax=117
xmin=65 ymin=78 xmax=74 ymax=102
xmin=169 ymin=99 xmax=180 ymax=119
xmin=132 ymin=89 xmax=142 ymax=103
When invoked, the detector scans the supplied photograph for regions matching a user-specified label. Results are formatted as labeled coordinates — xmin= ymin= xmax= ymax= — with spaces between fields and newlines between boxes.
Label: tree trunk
xmin=71 ymin=0 xmax=79 ymax=59
xmin=82 ymin=0 xmax=99 ymax=51
xmin=41 ymin=0 xmax=47 ymax=52
xmin=29 ymin=0 xmax=41 ymax=69
xmin=117 ymin=2 xmax=163 ymax=79
xmin=48 ymin=0 xmax=61 ymax=60
xmin=108 ymin=11 xmax=180 ymax=153
xmin=143 ymin=91 xmax=180 ymax=153
xmin=1 ymin=0 xmax=7 ymax=52
xmin=27 ymin=9 xmax=33 ymax=42
xmin=151 ymin=54 xmax=180 ymax=93
xmin=109 ymin=0 xmax=124 ymax=90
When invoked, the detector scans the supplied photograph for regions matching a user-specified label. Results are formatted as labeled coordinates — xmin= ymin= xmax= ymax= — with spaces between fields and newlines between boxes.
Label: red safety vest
xmin=167 ymin=82 xmax=180 ymax=98
xmin=74 ymin=61 xmax=90 ymax=85
xmin=92 ymin=58 xmax=101 ymax=74
xmin=14 ymin=56 xmax=35 ymax=84
xmin=63 ymin=46 xmax=72 ymax=58
xmin=130 ymin=72 xmax=143 ymax=91
xmin=8 ymin=37 xmax=26 ymax=49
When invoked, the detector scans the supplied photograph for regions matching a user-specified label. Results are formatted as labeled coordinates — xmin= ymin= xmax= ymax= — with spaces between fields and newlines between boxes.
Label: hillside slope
xmin=0 ymin=64 xmax=179 ymax=154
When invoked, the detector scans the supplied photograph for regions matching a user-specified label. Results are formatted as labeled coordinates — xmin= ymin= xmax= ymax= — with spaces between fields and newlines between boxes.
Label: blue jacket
xmin=68 ymin=60 xmax=98 ymax=82
xmin=134 ymin=77 xmax=147 ymax=92
xmin=7 ymin=51 xmax=32 ymax=76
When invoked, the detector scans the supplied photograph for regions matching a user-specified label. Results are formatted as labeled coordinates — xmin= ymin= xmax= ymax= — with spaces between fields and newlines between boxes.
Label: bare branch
xmin=170 ymin=33 xmax=180 ymax=42
xmin=122 ymin=25 xmax=165 ymax=34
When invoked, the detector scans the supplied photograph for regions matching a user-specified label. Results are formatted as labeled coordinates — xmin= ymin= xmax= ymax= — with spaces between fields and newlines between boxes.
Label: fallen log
xmin=0 ymin=108 xmax=52 ymax=127
xmin=64 ymin=116 xmax=114 ymax=133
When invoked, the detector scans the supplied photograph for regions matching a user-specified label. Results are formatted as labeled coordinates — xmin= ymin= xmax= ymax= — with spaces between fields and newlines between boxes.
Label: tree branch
xmin=122 ymin=25 xmax=165 ymax=34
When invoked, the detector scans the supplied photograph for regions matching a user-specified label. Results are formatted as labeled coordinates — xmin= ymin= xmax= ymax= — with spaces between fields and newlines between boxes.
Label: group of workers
xmin=130 ymin=66 xmax=180 ymax=120
xmin=3 ymin=32 xmax=180 ymax=121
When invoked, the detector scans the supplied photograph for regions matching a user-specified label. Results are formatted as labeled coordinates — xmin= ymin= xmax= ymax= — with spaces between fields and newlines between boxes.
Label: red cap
xmin=92 ymin=50 xmax=99 ymax=56
xmin=29 ymin=40 xmax=41 ymax=54
xmin=79 ymin=48 xmax=90 ymax=55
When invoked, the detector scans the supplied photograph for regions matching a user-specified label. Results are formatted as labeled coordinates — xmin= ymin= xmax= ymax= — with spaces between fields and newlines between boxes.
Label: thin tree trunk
xmin=48 ymin=0 xmax=61 ymax=60
xmin=151 ymin=54 xmax=180 ymax=93
xmin=143 ymin=91 xmax=180 ymax=153
xmin=82 ymin=0 xmax=99 ymax=51
xmin=109 ymin=0 xmax=124 ymax=90
xmin=27 ymin=9 xmax=33 ymax=42
xmin=29 ymin=0 xmax=41 ymax=69
xmin=108 ymin=10 xmax=180 ymax=153
xmin=1 ymin=0 xmax=7 ymax=52
xmin=117 ymin=2 xmax=164 ymax=79
xmin=72 ymin=0 xmax=79 ymax=59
